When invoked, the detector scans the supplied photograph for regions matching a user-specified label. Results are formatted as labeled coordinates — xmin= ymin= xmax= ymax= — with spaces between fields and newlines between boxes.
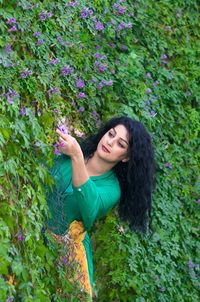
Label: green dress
xmin=46 ymin=154 xmax=121 ymax=286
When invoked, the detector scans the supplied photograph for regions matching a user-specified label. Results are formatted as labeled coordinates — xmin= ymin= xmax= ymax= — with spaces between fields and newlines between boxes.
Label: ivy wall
xmin=0 ymin=0 xmax=199 ymax=301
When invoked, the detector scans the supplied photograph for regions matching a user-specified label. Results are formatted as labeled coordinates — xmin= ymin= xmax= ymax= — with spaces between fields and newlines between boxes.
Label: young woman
xmin=45 ymin=116 xmax=155 ymax=299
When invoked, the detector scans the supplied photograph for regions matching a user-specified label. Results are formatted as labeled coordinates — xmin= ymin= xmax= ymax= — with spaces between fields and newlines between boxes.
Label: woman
xmin=45 ymin=116 xmax=155 ymax=299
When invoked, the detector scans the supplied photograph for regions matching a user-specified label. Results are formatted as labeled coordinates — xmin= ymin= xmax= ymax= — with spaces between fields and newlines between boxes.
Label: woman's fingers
xmin=56 ymin=129 xmax=68 ymax=140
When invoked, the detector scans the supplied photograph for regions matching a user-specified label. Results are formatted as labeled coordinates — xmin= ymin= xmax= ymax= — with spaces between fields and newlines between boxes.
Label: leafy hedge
xmin=0 ymin=0 xmax=199 ymax=301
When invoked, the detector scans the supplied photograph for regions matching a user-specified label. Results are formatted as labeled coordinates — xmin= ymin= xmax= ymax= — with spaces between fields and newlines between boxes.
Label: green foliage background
xmin=0 ymin=0 xmax=199 ymax=301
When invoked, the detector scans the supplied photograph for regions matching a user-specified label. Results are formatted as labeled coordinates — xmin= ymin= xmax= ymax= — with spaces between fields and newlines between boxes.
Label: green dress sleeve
xmin=72 ymin=178 xmax=121 ymax=230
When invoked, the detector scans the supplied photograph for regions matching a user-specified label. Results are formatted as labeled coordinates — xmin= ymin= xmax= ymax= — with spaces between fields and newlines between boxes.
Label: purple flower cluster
xmin=80 ymin=7 xmax=93 ymax=19
xmin=78 ymin=106 xmax=85 ymax=112
xmin=6 ymin=297 xmax=14 ymax=302
xmin=188 ymin=260 xmax=197 ymax=269
xmin=196 ymin=199 xmax=200 ymax=205
xmin=116 ymin=21 xmax=132 ymax=32
xmin=161 ymin=53 xmax=168 ymax=65
xmin=6 ymin=17 xmax=18 ymax=32
xmin=18 ymin=234 xmax=25 ymax=241
xmin=36 ymin=39 xmax=45 ymax=46
xmin=165 ymin=162 xmax=172 ymax=169
xmin=6 ymin=43 xmax=12 ymax=54
xmin=5 ymin=89 xmax=18 ymax=104
xmin=8 ymin=25 xmax=17 ymax=32
xmin=146 ymin=88 xmax=152 ymax=94
xmin=47 ymin=87 xmax=60 ymax=98
xmin=39 ymin=11 xmax=53 ymax=21
xmin=20 ymin=69 xmax=33 ymax=78
xmin=33 ymin=31 xmax=41 ymax=37
xmin=61 ymin=65 xmax=74 ymax=76
xmin=113 ymin=3 xmax=126 ymax=15
xmin=77 ymin=92 xmax=86 ymax=98
xmin=20 ymin=107 xmax=27 ymax=116
xmin=95 ymin=21 xmax=105 ymax=31
xmin=48 ymin=58 xmax=59 ymax=65
xmin=7 ymin=17 xmax=16 ymax=24
xmin=58 ymin=124 xmax=69 ymax=134
xmin=98 ymin=79 xmax=113 ymax=89
xmin=68 ymin=1 xmax=78 ymax=7
xmin=76 ymin=79 xmax=85 ymax=89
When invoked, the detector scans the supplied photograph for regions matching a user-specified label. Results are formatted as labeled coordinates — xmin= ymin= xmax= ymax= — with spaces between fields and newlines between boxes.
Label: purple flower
xmin=20 ymin=70 xmax=32 ymax=78
xmin=48 ymin=87 xmax=60 ymax=97
xmin=94 ymin=52 xmax=101 ymax=59
xmin=18 ymin=234 xmax=25 ymax=241
xmin=165 ymin=25 xmax=171 ymax=31
xmin=165 ymin=162 xmax=172 ymax=169
xmin=78 ymin=106 xmax=85 ymax=112
xmin=68 ymin=1 xmax=78 ymax=7
xmin=33 ymin=31 xmax=41 ymax=37
xmin=47 ymin=12 xmax=53 ymax=18
xmin=153 ymin=80 xmax=160 ymax=87
xmin=95 ymin=21 xmax=104 ymax=31
xmin=58 ymin=124 xmax=69 ymax=134
xmin=146 ymin=72 xmax=152 ymax=79
xmin=106 ymin=79 xmax=113 ymax=86
xmin=7 ymin=18 xmax=16 ymax=24
xmin=159 ymin=287 xmax=166 ymax=292
xmin=48 ymin=58 xmax=59 ymax=65
xmin=20 ymin=108 xmax=27 ymax=116
xmin=61 ymin=65 xmax=74 ymax=76
xmin=161 ymin=54 xmax=167 ymax=60
xmin=109 ymin=42 xmax=116 ymax=48
xmin=188 ymin=260 xmax=196 ymax=269
xmin=121 ymin=45 xmax=128 ymax=51
xmin=7 ymin=96 xmax=14 ymax=104
xmin=195 ymin=199 xmax=200 ymax=205
xmin=161 ymin=54 xmax=168 ymax=64
xmin=8 ymin=25 xmax=17 ymax=32
xmin=150 ymin=110 xmax=157 ymax=117
xmin=61 ymin=256 xmax=68 ymax=265
xmin=78 ymin=92 xmax=86 ymax=98
xmin=36 ymin=39 xmax=45 ymax=46
xmin=99 ymin=64 xmax=106 ymax=72
xmin=39 ymin=12 xmax=47 ymax=21
xmin=91 ymin=111 xmax=99 ymax=119
xmin=53 ymin=108 xmax=60 ymax=113
xmin=129 ymin=12 xmax=135 ymax=17
xmin=118 ymin=6 xmax=126 ymax=14
xmin=6 ymin=297 xmax=14 ymax=302
xmin=76 ymin=79 xmax=85 ymax=89
xmin=146 ymin=88 xmax=152 ymax=94
xmin=113 ymin=3 xmax=119 ymax=9
xmin=53 ymin=143 xmax=61 ymax=155
xmin=20 ymin=70 xmax=27 ymax=78
xmin=185 ymin=90 xmax=191 ymax=97
xmin=126 ymin=22 xmax=132 ymax=29
xmin=80 ymin=7 xmax=93 ymax=19
xmin=57 ymin=36 xmax=63 ymax=43
xmin=6 ymin=43 xmax=12 ymax=53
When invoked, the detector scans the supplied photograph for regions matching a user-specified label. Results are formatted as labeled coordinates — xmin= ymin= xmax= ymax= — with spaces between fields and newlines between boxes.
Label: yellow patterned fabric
xmin=51 ymin=220 xmax=92 ymax=298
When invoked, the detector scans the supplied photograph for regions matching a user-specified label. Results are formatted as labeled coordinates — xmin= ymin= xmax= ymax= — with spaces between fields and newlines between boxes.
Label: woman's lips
xmin=102 ymin=145 xmax=110 ymax=153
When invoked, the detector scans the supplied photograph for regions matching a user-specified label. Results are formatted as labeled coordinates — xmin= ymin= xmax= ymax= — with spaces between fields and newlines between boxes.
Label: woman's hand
xmin=56 ymin=129 xmax=83 ymax=160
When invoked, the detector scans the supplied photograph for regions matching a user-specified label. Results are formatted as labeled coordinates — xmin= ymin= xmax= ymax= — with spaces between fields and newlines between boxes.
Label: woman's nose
xmin=107 ymin=138 xmax=114 ymax=146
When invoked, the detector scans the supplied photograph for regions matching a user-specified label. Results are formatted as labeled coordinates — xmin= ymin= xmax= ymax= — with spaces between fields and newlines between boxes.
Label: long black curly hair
xmin=81 ymin=116 xmax=155 ymax=233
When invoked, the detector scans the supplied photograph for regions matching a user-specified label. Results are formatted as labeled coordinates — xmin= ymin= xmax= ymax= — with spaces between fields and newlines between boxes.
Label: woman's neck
xmin=85 ymin=152 xmax=115 ymax=177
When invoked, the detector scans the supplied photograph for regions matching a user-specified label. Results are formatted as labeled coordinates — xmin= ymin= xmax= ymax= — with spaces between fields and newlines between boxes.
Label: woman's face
xmin=96 ymin=124 xmax=129 ymax=164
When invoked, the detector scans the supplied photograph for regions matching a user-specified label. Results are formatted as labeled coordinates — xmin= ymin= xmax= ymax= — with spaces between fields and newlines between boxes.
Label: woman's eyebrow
xmin=112 ymin=128 xmax=129 ymax=145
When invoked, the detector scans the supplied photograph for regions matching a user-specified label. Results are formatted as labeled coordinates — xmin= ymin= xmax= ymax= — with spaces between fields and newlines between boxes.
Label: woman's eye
xmin=108 ymin=132 xmax=114 ymax=137
xmin=118 ymin=142 xmax=125 ymax=148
